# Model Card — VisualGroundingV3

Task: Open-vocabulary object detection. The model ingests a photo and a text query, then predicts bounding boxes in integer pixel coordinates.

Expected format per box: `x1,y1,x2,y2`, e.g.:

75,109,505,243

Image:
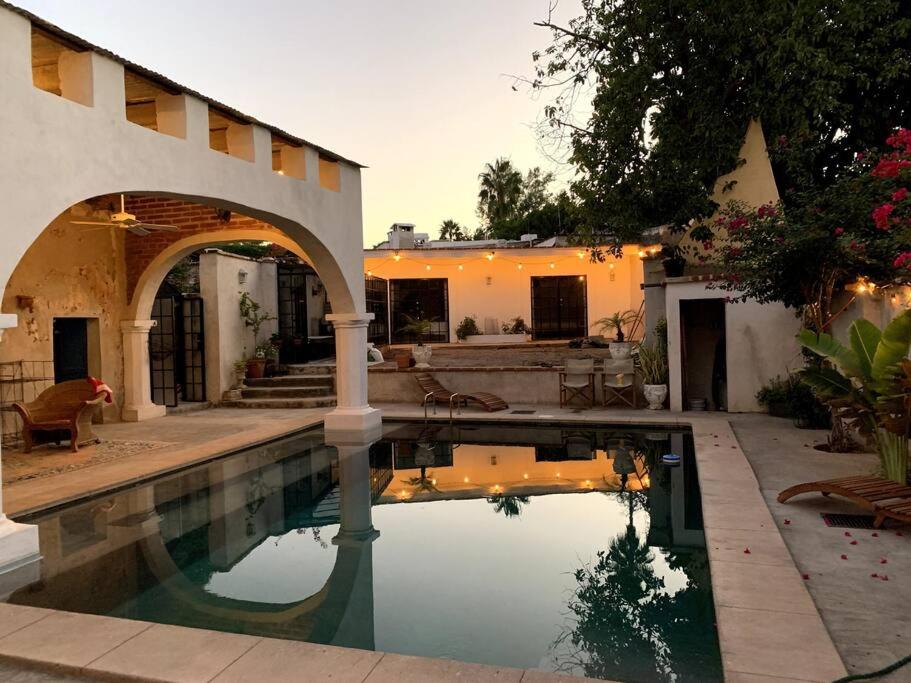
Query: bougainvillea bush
711,129,911,332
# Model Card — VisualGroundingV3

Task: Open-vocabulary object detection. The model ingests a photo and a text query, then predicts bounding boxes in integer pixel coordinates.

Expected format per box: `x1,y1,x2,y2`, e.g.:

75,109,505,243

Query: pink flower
855,151,866,161
892,187,909,202
873,203,895,230
886,128,911,152
834,227,844,235
872,158,911,178
727,216,748,232
757,204,777,218
892,252,911,269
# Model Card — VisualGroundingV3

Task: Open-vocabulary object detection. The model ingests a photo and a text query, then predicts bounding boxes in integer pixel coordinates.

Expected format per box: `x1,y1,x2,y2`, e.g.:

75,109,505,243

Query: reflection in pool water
9,422,722,682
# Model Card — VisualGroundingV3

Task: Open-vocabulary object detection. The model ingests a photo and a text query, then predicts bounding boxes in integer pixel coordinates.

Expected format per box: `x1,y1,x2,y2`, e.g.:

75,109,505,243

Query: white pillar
327,441,379,650
0,313,41,594
121,320,167,422
324,314,381,433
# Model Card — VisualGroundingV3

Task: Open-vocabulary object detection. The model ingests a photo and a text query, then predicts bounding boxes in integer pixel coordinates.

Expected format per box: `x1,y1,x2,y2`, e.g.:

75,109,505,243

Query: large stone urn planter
643,383,668,410
609,341,631,359
412,344,432,368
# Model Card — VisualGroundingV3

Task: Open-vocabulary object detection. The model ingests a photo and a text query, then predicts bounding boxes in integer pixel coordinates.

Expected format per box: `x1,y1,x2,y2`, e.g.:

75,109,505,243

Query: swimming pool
9,421,722,682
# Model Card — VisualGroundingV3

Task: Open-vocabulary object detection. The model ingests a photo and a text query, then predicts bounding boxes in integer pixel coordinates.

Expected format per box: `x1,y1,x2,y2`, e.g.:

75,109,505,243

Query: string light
367,270,372,276
458,264,464,271
486,252,495,261
393,251,401,262
578,275,584,281
517,263,523,270
608,263,615,270
426,264,431,271
577,251,585,259
549,262,556,269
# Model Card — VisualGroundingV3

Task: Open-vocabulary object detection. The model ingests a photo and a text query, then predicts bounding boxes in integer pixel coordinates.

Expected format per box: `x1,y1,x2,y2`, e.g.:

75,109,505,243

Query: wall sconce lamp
237,269,248,285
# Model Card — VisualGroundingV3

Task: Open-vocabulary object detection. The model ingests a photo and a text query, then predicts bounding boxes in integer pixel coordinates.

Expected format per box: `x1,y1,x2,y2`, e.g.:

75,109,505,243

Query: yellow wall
1,208,128,420
363,245,644,340
679,119,781,261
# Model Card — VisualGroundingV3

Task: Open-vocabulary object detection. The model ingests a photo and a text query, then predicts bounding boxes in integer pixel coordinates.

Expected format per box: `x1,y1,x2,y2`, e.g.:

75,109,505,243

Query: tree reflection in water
486,494,531,518
552,490,721,682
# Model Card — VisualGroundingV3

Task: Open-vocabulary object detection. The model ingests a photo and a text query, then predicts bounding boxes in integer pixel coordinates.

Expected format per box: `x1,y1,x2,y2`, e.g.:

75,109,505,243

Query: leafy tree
486,494,530,518
438,219,468,241
478,158,524,227
516,167,555,216
218,241,274,259
531,0,911,249
488,190,583,240
715,131,911,332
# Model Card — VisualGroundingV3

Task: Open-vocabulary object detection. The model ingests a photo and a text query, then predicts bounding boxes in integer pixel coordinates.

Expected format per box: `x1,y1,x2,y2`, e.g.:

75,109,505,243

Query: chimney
388,223,416,249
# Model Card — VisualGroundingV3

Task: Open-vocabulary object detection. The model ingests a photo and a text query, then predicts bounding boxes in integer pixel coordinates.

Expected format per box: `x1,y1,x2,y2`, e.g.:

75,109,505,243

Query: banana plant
797,311,911,483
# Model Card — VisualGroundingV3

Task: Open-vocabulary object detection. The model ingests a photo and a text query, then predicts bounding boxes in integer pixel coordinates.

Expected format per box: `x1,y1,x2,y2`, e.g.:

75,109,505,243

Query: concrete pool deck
2,403,899,681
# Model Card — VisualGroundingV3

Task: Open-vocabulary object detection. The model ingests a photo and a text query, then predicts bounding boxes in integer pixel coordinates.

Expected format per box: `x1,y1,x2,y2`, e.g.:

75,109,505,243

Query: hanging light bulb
367,270,373,276
393,251,401,262
608,263,615,270
458,264,464,271
577,251,585,259
517,263,523,270
426,264,432,271
549,262,556,269
486,252,495,261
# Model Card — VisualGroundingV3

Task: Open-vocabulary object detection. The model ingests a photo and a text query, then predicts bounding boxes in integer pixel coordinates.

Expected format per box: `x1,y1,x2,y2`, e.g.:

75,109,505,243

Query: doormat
821,513,877,529
2,439,172,485
510,410,536,415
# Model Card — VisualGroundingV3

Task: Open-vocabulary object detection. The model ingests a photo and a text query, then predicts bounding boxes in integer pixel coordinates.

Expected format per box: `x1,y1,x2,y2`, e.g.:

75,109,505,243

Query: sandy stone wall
0,209,128,420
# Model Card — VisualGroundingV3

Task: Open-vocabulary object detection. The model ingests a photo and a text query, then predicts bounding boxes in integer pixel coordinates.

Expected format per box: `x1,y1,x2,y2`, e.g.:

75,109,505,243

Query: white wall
199,250,278,401
665,280,802,412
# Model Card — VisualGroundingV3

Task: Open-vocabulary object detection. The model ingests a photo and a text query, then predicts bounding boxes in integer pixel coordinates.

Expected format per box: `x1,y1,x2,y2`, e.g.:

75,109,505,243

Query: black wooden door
181,294,206,402
390,278,449,343
531,276,588,340
150,295,179,407
52,318,88,383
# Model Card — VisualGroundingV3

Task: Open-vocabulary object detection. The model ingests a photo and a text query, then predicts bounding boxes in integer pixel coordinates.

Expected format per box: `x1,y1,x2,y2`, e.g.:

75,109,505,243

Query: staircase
221,365,336,409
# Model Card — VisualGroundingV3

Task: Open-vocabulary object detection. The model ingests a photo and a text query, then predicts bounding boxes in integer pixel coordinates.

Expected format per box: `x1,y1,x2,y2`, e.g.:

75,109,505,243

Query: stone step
221,395,337,410
244,376,333,388
286,364,336,376
240,386,332,399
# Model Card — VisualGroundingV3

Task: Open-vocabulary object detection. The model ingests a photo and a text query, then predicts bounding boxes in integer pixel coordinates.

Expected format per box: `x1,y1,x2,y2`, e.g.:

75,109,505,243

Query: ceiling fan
71,195,180,236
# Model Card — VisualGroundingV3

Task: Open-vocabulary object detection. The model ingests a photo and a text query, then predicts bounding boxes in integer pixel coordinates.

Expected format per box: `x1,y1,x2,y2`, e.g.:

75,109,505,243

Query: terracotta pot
246,358,267,379
395,351,411,369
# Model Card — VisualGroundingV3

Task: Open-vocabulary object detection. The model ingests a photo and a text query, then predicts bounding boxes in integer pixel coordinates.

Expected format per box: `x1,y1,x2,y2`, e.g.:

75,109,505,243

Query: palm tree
439,219,466,241
486,494,530,518
477,158,523,227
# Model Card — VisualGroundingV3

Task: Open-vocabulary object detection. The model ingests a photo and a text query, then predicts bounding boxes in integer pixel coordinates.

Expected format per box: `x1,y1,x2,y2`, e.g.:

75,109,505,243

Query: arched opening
0,191,374,437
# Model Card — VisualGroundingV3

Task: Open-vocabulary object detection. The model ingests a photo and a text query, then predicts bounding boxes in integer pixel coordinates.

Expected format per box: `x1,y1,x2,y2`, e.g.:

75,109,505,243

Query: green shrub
455,315,481,341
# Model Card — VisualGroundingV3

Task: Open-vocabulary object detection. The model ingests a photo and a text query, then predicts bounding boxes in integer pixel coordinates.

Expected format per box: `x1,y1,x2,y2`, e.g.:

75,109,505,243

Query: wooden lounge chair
12,378,108,453
778,475,911,528
414,373,508,414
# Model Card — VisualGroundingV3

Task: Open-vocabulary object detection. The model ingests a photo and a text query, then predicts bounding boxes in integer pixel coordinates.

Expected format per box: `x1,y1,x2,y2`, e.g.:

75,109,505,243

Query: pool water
10,421,722,682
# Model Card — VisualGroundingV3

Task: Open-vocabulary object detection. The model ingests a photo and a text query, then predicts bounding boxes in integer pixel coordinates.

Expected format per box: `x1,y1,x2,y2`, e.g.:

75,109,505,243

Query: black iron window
390,278,449,343
531,275,588,340
365,275,389,345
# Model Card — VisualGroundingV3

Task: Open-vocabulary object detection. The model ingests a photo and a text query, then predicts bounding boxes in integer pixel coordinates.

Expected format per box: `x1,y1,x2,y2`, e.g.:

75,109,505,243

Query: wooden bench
12,379,107,453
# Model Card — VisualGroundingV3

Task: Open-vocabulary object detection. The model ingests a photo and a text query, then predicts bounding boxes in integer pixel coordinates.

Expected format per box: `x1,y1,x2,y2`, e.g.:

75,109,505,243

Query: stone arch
127,226,317,321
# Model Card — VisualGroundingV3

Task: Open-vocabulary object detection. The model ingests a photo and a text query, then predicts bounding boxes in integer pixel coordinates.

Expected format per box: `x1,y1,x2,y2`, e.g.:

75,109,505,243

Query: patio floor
1,403,907,680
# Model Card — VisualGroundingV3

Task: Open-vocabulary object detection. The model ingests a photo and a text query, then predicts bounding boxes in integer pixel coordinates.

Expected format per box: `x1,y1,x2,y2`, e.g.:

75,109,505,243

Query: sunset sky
15,0,585,246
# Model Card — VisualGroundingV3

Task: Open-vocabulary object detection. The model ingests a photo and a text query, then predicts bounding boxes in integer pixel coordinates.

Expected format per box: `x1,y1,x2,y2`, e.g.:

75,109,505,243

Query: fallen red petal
881,575,889,581
871,573,879,578
850,540,858,545
880,558,888,564
844,532,852,537
840,554,848,560
872,532,879,537
743,548,751,554
802,573,810,580
784,519,791,525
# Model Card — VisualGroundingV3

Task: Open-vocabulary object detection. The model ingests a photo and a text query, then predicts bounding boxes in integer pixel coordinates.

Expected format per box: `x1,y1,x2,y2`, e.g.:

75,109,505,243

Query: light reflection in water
7,422,721,682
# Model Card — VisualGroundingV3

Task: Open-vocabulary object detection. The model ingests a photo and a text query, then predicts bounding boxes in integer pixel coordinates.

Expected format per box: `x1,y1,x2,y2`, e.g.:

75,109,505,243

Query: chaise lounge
778,475,911,528
13,378,109,453
414,373,509,414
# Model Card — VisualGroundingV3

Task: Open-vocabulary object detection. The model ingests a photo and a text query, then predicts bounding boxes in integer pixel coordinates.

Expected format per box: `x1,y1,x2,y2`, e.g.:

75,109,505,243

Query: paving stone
214,638,382,683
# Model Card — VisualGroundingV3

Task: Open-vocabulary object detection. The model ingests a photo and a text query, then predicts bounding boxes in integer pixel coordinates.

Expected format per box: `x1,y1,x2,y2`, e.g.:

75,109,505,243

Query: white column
324,313,381,433
121,320,167,422
327,440,379,650
0,313,41,593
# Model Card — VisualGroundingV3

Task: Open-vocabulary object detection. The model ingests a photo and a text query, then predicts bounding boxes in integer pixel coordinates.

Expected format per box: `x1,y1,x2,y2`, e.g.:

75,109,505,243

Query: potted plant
756,376,793,418
239,291,277,379
638,340,669,409
456,315,481,342
798,312,911,483
592,310,637,359
501,316,530,337
232,359,248,389
398,314,435,367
